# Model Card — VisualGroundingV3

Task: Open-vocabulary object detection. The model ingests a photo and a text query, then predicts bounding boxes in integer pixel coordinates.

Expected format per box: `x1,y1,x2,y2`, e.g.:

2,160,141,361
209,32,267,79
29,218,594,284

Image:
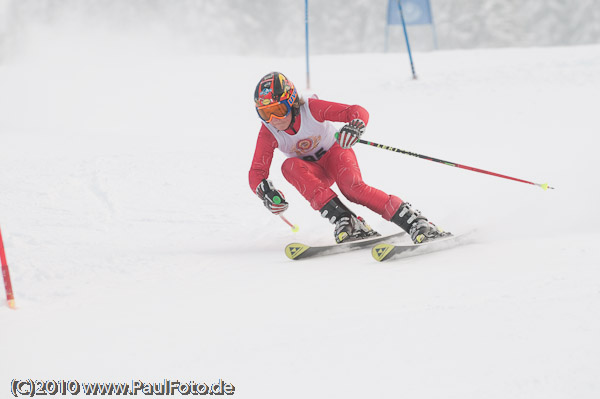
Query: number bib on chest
263,98,337,161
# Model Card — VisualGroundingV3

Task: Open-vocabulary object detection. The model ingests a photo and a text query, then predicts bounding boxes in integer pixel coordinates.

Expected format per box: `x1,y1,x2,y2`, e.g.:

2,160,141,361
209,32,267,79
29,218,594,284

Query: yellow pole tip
8,299,16,309
292,225,300,233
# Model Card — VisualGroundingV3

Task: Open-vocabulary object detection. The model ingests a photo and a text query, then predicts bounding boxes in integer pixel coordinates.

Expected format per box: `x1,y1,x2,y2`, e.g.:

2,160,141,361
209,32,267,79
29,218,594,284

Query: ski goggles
255,89,297,123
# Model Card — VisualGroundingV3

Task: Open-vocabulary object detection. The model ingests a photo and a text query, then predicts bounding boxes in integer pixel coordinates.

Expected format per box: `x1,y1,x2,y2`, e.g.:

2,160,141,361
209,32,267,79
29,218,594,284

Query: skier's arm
309,98,369,149
308,98,370,125
248,125,278,193
249,126,289,214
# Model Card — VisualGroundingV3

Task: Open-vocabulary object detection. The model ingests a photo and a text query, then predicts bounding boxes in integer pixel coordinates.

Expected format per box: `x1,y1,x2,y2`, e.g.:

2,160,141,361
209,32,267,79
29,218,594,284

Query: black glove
336,119,366,149
256,179,289,215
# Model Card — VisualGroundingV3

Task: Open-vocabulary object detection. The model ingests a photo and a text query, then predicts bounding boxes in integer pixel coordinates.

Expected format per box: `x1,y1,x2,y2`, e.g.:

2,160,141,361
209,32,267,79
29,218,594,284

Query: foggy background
1,1,599,398
1,0,599,60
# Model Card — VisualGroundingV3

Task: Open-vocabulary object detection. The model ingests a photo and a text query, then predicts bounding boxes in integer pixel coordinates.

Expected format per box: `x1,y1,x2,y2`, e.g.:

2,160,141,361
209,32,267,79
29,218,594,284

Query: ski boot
320,197,379,244
391,202,451,244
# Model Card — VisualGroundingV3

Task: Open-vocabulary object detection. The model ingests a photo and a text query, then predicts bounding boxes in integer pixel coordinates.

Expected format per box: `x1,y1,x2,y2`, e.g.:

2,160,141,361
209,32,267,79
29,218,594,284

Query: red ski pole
279,215,299,233
0,226,16,309
272,194,299,232
358,139,554,190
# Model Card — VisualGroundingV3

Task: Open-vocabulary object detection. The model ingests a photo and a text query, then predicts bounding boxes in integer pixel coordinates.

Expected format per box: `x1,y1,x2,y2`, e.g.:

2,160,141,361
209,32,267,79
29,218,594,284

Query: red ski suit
249,98,403,221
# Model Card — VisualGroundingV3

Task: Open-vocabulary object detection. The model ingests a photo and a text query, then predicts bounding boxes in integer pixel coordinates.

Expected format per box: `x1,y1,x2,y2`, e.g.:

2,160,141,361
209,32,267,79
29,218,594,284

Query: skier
250,72,449,244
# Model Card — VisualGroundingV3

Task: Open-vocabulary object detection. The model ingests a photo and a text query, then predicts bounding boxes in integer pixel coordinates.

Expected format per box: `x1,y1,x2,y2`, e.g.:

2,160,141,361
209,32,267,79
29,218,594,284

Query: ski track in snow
1,32,599,399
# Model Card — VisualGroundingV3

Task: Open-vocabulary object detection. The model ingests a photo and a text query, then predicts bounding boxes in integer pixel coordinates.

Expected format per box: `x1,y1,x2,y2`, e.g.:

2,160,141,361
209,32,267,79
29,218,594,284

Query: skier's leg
323,143,403,219
281,157,336,210
323,143,450,243
282,155,376,244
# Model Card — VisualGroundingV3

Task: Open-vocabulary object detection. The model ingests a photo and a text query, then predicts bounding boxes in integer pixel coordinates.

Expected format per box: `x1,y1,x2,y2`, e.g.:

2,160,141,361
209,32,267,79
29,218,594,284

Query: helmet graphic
254,72,297,123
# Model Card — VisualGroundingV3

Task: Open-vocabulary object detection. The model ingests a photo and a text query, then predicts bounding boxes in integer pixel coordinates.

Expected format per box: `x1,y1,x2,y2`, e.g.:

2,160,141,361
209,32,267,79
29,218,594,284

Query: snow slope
1,28,599,398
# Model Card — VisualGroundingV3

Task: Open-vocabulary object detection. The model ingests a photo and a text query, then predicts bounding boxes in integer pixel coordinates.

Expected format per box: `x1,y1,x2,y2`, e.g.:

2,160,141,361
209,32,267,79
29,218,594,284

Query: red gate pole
0,226,16,309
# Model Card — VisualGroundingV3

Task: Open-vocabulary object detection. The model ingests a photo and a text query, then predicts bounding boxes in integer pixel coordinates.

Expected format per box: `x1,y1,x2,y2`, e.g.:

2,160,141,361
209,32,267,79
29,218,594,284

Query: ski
371,233,471,262
285,232,406,260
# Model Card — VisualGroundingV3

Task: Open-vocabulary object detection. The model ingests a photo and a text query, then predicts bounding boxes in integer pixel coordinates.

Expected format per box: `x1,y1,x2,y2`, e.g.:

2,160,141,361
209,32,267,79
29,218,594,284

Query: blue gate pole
305,0,310,89
397,0,417,79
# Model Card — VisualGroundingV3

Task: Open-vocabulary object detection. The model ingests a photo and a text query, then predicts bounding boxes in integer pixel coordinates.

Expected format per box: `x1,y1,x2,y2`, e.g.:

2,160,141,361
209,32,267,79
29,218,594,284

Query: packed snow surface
1,30,599,398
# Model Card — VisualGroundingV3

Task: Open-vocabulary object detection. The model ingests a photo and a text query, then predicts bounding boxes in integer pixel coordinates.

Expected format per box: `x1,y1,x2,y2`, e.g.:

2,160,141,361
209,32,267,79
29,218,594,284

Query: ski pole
279,214,299,232
272,195,299,232
358,139,554,190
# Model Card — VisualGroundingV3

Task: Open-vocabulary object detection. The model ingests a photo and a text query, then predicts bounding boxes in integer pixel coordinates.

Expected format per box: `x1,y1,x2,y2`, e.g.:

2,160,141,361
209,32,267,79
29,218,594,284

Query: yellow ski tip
372,243,394,262
285,243,309,260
